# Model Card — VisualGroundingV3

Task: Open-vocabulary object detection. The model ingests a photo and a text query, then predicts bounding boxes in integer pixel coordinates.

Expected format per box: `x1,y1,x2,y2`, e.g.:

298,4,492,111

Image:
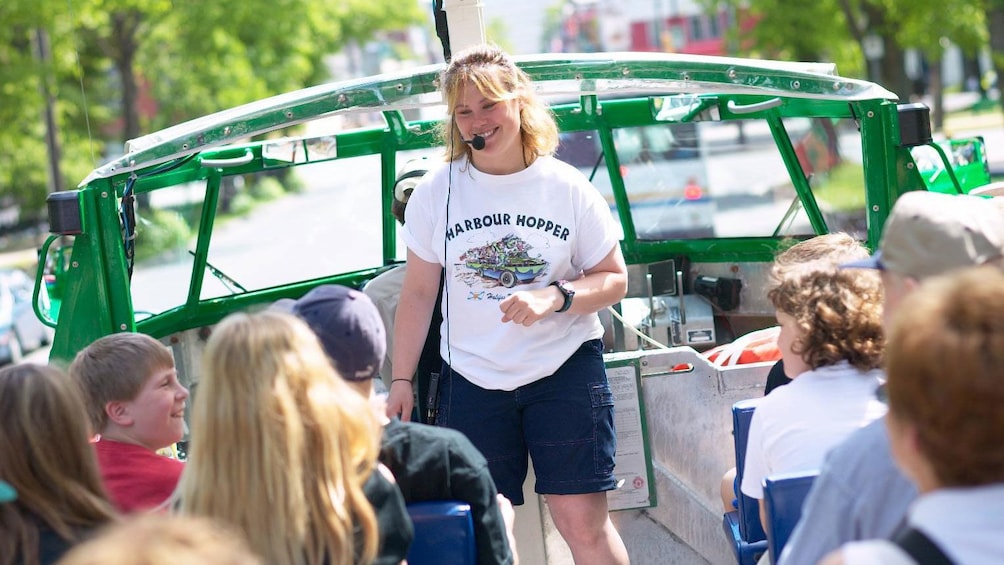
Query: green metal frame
36,52,977,364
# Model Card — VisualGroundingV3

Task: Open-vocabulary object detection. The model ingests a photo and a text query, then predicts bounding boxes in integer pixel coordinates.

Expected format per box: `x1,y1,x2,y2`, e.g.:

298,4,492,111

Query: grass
810,161,867,212
943,108,1004,136
941,95,1004,136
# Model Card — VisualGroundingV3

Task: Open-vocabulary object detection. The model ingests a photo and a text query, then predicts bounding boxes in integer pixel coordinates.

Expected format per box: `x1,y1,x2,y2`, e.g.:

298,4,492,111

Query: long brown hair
0,364,117,565
176,311,382,565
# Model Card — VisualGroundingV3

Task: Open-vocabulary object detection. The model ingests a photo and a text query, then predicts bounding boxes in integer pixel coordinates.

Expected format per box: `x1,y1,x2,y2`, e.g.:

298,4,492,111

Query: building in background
329,1,981,97
542,0,742,56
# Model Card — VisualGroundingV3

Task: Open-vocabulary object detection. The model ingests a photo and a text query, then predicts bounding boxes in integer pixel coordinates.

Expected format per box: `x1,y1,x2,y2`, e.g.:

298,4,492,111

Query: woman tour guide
385,44,630,565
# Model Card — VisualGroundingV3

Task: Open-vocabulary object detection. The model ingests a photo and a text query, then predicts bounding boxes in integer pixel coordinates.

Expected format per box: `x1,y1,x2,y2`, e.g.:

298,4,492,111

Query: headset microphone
464,134,486,150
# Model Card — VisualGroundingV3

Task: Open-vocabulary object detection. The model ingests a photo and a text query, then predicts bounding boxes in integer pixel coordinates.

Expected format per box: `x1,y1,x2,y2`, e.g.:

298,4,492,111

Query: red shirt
94,438,184,513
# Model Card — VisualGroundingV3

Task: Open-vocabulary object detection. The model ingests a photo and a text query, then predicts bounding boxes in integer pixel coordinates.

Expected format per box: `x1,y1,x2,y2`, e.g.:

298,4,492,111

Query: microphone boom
464,134,486,150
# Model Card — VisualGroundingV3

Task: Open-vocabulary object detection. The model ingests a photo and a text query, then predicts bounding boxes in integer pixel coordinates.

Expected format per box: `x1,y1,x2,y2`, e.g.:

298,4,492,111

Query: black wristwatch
550,279,575,313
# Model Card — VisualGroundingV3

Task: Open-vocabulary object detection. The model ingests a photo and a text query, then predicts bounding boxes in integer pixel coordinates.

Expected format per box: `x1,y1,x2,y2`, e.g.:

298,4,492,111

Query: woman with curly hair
740,236,887,530
0,364,118,565
175,311,411,565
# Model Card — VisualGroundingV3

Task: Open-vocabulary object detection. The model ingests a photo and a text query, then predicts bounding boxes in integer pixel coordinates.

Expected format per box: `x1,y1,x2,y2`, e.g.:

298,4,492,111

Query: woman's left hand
499,287,560,326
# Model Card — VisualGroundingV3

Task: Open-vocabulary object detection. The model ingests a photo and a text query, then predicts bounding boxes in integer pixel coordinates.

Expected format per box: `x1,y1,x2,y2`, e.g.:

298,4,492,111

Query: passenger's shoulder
394,420,470,444
749,385,792,415
391,421,486,460
820,418,894,481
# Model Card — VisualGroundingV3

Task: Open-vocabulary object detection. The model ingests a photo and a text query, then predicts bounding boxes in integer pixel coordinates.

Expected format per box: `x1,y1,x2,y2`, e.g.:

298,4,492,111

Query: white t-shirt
841,485,1004,565
741,361,887,499
839,541,915,565
402,155,619,390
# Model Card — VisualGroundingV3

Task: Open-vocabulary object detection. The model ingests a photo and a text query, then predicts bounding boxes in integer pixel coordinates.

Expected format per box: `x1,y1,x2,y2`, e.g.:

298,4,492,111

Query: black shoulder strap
893,526,955,565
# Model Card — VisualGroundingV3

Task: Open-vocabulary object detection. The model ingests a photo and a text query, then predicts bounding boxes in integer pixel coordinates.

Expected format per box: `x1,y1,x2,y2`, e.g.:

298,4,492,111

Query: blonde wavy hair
57,514,261,565
0,364,118,565
176,311,382,565
769,233,872,286
437,43,558,162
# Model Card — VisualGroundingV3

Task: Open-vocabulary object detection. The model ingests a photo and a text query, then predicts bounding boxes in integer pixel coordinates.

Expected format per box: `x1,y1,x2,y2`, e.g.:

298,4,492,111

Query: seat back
406,501,476,565
732,399,766,542
763,470,818,564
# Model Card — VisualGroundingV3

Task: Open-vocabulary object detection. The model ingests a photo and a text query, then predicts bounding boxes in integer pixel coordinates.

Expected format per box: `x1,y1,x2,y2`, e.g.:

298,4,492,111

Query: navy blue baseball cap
283,285,387,381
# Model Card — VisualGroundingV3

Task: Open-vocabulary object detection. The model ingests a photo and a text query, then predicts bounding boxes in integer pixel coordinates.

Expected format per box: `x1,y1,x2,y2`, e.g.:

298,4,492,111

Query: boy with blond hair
70,332,189,513
741,240,887,528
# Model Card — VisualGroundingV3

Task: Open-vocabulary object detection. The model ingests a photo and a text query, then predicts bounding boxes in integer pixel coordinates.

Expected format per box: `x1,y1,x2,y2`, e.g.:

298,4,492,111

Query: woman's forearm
561,245,628,315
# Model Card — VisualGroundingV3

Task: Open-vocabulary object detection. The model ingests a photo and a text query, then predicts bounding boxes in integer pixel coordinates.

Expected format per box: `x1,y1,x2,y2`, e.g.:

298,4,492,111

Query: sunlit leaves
0,0,425,217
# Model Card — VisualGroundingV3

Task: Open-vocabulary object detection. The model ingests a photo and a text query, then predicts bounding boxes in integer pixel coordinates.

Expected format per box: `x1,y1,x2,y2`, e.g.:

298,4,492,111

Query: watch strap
550,279,574,313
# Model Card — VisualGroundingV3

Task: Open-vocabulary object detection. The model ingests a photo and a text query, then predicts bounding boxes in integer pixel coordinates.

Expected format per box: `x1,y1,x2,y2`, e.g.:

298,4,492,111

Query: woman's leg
522,340,627,564
545,492,629,565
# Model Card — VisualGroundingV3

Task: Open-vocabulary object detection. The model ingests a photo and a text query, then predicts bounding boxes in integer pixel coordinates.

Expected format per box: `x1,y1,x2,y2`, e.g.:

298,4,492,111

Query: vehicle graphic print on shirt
459,234,549,289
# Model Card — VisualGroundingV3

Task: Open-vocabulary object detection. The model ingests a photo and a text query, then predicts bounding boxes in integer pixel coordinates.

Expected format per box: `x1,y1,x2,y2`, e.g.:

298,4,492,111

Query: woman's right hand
385,379,415,421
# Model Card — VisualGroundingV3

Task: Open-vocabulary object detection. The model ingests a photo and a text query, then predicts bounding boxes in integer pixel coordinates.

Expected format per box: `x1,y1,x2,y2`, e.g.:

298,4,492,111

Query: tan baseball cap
842,191,1004,279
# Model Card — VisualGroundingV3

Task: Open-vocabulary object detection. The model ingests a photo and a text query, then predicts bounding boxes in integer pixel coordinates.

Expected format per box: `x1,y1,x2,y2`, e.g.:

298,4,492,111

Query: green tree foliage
0,0,423,222
0,1,92,221
896,0,985,127
707,0,986,106
703,0,860,72
486,18,514,54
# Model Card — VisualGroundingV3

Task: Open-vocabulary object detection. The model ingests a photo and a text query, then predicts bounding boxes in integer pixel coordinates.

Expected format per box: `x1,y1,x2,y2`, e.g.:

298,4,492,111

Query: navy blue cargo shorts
436,338,618,505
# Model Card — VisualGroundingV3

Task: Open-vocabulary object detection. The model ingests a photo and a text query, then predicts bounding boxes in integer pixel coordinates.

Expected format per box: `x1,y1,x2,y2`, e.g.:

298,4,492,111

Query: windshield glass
556,116,868,240
199,154,385,301
128,155,387,317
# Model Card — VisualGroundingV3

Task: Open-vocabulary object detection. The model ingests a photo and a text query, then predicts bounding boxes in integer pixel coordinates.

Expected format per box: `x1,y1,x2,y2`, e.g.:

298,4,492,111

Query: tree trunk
878,41,912,101
848,1,912,99
109,11,147,208
986,2,1004,117
963,54,985,95
34,29,64,196
111,12,142,144
929,60,944,132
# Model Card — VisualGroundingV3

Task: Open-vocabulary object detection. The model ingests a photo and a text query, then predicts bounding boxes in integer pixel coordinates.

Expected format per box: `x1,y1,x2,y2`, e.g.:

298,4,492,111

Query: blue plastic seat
406,500,477,565
722,398,767,565
763,470,817,564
